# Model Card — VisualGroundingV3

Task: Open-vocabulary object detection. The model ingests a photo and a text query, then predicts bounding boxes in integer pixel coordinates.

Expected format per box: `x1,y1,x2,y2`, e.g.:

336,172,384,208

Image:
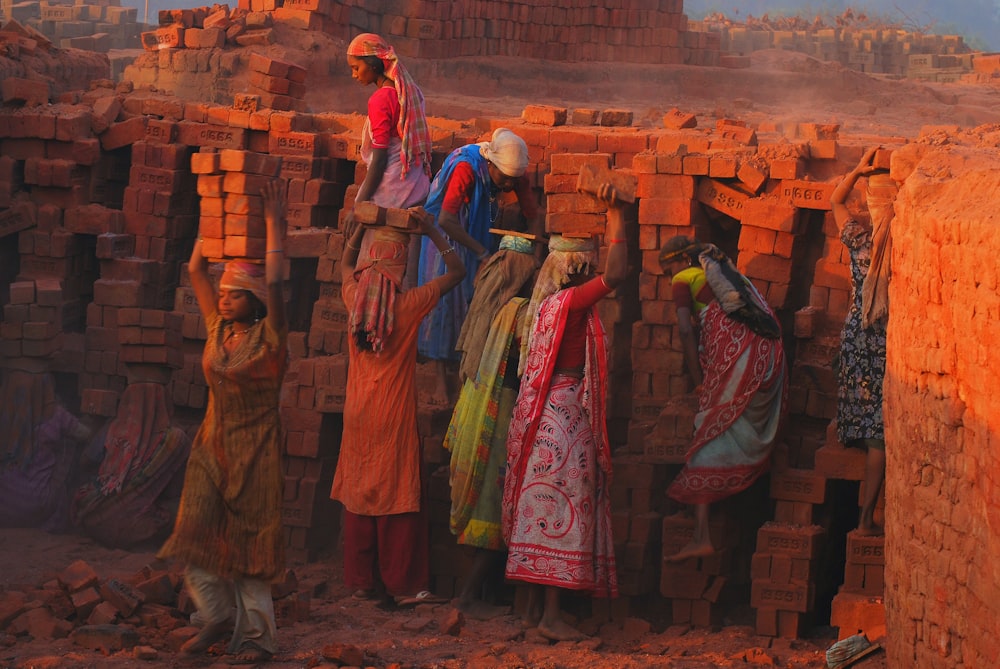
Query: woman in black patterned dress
831,147,890,536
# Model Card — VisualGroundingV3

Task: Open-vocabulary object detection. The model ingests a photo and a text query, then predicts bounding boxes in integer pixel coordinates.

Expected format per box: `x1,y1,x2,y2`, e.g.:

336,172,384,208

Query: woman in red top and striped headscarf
347,33,433,284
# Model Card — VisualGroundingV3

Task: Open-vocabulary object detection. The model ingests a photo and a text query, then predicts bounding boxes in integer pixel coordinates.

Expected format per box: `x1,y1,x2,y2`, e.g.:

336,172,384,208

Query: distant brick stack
335,0,697,64
693,22,974,78
8,0,140,51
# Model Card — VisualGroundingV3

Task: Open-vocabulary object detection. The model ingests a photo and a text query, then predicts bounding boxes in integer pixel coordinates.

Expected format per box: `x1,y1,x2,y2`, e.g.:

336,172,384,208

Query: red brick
176,121,247,149
521,104,567,126
548,127,599,153
663,108,697,129
1,77,50,106
750,579,815,613
268,130,319,156
829,592,885,640
776,179,834,211
695,178,749,219
59,559,100,592
756,523,826,559
101,116,148,151
141,25,183,50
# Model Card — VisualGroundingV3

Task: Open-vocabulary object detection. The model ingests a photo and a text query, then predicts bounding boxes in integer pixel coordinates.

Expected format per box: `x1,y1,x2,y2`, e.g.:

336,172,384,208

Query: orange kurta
159,311,287,581
330,277,439,516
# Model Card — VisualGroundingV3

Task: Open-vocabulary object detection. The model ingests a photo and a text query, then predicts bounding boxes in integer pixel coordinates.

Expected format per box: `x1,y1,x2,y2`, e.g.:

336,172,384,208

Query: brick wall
883,141,1000,668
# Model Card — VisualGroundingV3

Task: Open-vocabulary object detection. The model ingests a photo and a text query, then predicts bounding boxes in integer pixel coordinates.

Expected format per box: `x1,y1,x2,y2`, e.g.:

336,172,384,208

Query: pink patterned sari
501,289,618,597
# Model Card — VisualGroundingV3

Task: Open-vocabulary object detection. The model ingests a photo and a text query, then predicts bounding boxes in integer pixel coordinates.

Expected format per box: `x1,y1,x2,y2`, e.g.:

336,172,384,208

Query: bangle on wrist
346,242,360,251
607,238,626,244
439,246,455,256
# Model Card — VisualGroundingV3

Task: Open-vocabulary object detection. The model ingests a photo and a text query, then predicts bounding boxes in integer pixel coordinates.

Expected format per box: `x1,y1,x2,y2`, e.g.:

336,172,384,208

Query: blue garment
417,144,495,360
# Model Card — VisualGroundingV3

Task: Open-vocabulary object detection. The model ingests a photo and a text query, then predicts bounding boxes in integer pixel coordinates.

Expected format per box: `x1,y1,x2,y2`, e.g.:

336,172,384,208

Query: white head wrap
479,128,529,177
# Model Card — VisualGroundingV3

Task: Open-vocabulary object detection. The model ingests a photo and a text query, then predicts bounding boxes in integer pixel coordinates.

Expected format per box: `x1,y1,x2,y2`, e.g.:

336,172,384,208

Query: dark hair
245,291,268,321
357,54,385,77
659,235,702,266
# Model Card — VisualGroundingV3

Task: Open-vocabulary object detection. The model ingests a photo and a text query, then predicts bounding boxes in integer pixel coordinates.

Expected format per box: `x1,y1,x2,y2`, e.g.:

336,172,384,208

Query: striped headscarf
350,230,408,353
347,33,433,178
220,261,267,305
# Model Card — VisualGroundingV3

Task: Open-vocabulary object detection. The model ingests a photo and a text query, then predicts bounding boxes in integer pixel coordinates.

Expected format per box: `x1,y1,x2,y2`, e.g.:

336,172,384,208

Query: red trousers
342,509,429,597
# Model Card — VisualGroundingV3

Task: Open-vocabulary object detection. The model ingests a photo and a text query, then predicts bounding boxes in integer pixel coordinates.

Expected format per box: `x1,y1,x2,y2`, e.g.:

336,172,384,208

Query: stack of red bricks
191,147,282,259
814,423,887,640
750,522,828,637
609,456,668,599
660,512,738,627
0,103,102,385
13,0,139,52
240,52,309,113
141,3,280,52
338,0,693,64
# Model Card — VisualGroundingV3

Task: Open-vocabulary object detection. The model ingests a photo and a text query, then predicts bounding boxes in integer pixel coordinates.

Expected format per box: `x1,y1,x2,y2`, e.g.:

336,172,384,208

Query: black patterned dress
836,219,887,444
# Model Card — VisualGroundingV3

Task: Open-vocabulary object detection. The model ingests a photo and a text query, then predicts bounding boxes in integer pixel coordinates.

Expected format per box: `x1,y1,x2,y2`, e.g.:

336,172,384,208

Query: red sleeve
568,276,613,311
672,279,693,309
441,162,477,215
513,175,538,220
366,86,400,149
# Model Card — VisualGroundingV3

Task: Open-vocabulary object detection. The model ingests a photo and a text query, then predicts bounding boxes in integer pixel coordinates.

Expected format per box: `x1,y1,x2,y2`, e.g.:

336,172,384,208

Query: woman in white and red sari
659,236,787,562
502,185,629,641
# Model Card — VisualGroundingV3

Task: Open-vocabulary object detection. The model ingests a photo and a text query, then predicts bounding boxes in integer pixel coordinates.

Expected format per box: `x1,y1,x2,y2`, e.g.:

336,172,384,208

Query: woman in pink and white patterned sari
502,184,629,641
660,236,787,563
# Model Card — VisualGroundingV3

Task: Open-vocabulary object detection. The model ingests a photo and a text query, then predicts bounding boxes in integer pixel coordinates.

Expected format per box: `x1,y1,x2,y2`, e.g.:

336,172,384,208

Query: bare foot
228,641,272,665
180,621,228,654
665,540,715,563
856,523,884,537
537,618,586,642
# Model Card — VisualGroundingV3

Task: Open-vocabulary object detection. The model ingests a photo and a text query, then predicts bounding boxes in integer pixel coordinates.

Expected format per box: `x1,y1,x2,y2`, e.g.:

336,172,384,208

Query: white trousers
185,565,277,654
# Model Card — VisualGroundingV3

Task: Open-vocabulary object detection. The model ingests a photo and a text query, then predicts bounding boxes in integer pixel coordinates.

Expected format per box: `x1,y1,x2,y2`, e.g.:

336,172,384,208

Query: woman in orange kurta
330,209,464,605
159,181,287,664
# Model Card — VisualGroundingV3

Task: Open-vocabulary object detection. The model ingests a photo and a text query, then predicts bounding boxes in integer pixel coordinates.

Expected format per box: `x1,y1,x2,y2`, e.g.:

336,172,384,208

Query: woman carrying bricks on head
159,181,287,665
659,236,787,563
831,146,890,537
444,234,537,618
501,184,628,642
331,206,465,607
346,32,433,287
416,128,542,401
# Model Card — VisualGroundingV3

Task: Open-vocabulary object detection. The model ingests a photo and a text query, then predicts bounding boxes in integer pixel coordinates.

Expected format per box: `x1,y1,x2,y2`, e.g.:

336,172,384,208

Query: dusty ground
0,527,889,669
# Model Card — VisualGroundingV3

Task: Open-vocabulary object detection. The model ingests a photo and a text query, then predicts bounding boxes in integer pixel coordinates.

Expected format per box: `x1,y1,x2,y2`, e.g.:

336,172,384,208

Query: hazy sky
685,0,1000,50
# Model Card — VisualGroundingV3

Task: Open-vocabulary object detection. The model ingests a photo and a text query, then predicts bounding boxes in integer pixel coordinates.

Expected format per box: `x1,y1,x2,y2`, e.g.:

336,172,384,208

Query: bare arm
598,183,629,290
355,147,388,204
416,208,466,295
188,230,217,324
262,181,286,333
676,305,703,389
438,209,488,259
831,146,880,228
340,208,366,282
